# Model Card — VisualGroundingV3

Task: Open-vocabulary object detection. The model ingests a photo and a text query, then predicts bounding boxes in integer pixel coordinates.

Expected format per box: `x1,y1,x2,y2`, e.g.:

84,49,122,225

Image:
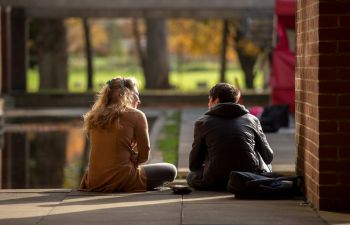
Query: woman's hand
130,151,138,167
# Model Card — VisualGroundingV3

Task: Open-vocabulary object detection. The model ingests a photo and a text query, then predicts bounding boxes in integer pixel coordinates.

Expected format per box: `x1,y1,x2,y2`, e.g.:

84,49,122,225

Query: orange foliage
66,18,109,55
168,19,237,60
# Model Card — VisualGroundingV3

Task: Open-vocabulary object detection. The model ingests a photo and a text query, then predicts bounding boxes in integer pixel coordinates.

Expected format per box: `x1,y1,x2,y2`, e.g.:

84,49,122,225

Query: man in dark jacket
187,83,274,190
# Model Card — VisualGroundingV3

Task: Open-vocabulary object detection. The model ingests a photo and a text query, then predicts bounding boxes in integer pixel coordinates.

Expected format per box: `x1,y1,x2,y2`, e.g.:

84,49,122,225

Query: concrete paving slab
183,191,235,204
0,192,67,225
39,192,182,225
265,131,296,166
69,188,175,196
319,211,350,225
143,108,175,164
0,189,348,225
68,189,145,196
178,108,207,169
182,199,326,225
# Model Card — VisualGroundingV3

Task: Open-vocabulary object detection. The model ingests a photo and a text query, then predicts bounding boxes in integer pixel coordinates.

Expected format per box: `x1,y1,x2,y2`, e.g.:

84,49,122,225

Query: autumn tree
169,19,265,89
168,19,237,82
30,19,68,91
168,19,236,63
220,20,230,83
67,19,110,90
132,19,170,89
230,16,272,89
132,19,147,79
144,19,171,89
82,18,94,91
233,27,260,89
66,19,109,56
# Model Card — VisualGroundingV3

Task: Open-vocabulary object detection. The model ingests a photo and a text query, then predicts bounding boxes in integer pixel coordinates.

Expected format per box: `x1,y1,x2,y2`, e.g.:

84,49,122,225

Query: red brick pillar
296,0,350,210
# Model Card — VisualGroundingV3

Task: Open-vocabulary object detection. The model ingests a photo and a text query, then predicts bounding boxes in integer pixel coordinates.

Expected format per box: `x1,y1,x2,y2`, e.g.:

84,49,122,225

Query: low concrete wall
0,98,3,188
5,91,271,108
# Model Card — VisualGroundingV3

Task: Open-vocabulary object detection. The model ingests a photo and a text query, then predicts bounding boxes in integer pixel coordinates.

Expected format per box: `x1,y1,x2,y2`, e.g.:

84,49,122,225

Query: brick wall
296,0,350,210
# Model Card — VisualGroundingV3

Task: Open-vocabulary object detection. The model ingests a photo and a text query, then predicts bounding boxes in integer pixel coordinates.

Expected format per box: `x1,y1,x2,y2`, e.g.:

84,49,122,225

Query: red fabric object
270,0,296,112
271,50,295,112
249,106,264,118
275,20,290,51
272,89,295,112
276,0,296,16
271,50,295,88
275,0,296,51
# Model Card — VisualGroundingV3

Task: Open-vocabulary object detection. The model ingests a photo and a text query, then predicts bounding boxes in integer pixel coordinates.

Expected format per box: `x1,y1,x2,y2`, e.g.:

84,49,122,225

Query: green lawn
27,57,264,92
27,68,264,93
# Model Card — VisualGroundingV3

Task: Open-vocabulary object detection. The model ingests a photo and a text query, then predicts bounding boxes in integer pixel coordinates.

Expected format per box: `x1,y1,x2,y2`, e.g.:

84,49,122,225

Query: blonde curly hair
83,77,138,132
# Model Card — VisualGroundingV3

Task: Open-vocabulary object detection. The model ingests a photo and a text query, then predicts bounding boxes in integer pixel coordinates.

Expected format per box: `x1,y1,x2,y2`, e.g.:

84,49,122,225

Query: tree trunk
219,20,229,83
145,19,170,89
32,19,68,91
132,19,147,77
233,27,258,89
83,18,94,91
236,48,257,89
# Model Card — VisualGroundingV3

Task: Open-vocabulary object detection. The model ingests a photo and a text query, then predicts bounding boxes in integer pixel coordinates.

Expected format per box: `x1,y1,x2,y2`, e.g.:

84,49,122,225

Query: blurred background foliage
28,18,267,92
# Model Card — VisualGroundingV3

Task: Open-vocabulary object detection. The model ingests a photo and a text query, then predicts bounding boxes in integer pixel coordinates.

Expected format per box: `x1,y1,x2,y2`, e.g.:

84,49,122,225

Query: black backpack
227,171,303,199
260,104,289,133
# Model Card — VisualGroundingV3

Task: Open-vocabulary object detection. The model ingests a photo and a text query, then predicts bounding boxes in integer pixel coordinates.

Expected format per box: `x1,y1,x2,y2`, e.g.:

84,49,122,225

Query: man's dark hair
209,83,241,103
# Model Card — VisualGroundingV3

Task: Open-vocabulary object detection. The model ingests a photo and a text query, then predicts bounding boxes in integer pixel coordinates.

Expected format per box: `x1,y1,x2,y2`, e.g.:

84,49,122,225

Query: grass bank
157,111,181,166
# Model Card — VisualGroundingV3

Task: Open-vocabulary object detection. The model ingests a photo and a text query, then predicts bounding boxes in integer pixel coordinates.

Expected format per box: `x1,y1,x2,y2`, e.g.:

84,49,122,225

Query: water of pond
1,117,156,189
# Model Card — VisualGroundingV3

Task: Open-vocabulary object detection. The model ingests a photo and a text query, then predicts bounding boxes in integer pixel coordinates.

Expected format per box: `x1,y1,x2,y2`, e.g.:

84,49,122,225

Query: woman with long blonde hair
80,77,176,192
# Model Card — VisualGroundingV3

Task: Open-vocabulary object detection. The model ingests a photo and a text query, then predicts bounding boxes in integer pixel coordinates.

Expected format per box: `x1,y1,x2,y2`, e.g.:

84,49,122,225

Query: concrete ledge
4,91,270,109
0,189,72,193
272,164,296,176
177,164,296,179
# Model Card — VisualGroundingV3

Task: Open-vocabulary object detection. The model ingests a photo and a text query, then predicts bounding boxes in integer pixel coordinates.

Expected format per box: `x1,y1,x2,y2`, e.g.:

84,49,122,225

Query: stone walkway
1,107,350,224
178,108,207,170
1,189,349,225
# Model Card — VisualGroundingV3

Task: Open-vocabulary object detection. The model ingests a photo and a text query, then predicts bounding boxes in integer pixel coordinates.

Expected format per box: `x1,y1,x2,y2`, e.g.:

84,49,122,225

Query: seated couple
80,77,273,192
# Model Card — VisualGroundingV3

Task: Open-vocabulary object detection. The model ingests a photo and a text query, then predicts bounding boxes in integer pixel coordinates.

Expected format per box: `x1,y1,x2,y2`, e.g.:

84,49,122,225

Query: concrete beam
24,8,273,19
0,0,274,9
0,0,274,18
8,91,271,108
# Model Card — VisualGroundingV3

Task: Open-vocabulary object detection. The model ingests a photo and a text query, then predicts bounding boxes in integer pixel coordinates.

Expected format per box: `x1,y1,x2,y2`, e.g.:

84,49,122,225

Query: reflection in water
2,117,155,189
2,122,84,189
28,131,68,188
65,128,86,188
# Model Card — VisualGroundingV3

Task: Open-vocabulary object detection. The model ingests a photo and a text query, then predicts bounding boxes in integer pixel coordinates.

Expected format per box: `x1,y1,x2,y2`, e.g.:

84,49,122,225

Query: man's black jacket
189,103,274,189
